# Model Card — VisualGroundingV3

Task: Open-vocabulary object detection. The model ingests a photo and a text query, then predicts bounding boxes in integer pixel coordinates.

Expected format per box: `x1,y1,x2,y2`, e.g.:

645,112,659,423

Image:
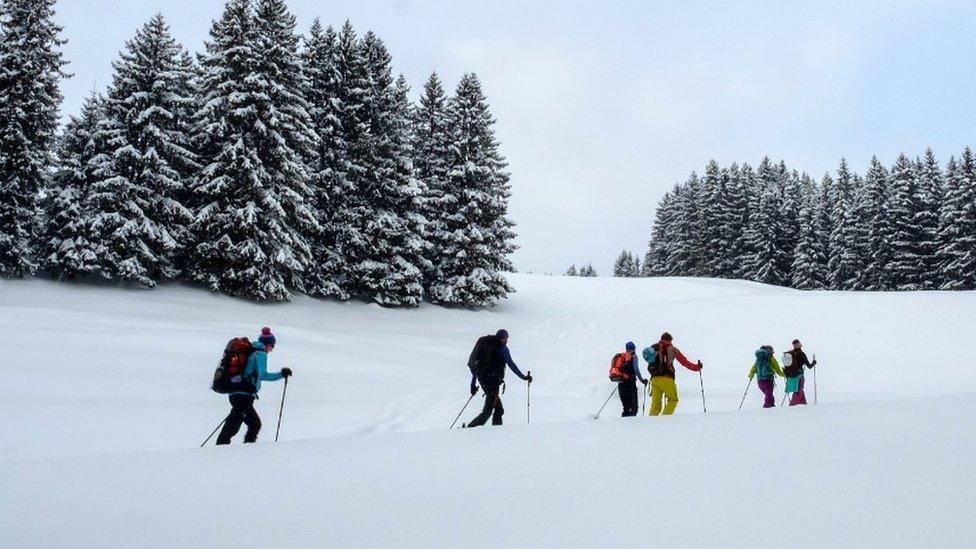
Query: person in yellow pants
645,332,703,416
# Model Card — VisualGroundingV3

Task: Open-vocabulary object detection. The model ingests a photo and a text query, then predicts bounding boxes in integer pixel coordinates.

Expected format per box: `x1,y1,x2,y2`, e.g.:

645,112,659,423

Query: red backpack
211,337,257,394
608,352,633,382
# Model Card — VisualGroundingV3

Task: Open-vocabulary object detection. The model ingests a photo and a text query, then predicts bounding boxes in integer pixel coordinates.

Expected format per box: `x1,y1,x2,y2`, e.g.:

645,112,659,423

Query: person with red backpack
646,332,702,416
610,342,646,417
465,329,532,427
215,327,292,445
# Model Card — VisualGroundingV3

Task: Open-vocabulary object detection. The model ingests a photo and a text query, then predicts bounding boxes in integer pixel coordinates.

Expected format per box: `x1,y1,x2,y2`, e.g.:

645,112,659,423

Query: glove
697,360,703,370
811,359,817,368
748,373,754,380
470,383,478,396
281,367,293,378
642,379,648,386
526,374,533,384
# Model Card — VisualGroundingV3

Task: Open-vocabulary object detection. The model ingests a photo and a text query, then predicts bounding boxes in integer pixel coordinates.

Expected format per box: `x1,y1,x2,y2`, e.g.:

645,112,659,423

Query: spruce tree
0,0,68,277
732,163,758,280
643,188,677,276
84,14,197,286
579,263,597,277
886,154,924,290
39,92,104,279
341,32,426,307
916,149,944,289
565,264,578,276
412,72,452,288
791,175,827,289
854,157,893,291
939,149,976,289
301,19,346,299
190,0,318,301
743,158,786,286
429,73,516,307
613,250,639,277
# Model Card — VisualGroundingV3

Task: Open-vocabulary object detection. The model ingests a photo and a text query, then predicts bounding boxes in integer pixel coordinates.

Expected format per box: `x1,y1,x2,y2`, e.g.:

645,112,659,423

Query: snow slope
2,274,975,547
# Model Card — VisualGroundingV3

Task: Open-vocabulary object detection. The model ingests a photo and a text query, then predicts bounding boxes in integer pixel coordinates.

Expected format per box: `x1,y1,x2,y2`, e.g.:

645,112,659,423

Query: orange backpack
608,352,633,382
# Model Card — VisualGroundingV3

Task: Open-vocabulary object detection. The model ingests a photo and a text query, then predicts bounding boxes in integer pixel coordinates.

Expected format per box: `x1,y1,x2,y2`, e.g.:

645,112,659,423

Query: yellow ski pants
649,376,679,416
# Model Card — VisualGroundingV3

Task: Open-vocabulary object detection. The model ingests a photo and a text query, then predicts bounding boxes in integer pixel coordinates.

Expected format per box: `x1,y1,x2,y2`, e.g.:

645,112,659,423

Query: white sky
54,0,976,274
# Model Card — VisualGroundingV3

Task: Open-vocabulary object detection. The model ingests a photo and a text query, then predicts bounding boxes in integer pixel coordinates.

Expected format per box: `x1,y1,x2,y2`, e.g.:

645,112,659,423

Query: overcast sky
54,0,976,274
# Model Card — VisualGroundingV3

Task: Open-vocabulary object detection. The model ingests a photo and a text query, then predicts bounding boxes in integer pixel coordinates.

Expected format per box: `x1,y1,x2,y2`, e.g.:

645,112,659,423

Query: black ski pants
618,379,639,417
468,378,504,427
216,394,262,444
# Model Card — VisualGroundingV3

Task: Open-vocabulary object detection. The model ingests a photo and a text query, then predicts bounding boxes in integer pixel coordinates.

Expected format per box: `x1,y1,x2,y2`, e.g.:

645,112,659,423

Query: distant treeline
641,149,976,291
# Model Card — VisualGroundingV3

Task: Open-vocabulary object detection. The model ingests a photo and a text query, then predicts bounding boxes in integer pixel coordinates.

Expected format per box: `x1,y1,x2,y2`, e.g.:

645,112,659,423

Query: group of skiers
208,326,816,445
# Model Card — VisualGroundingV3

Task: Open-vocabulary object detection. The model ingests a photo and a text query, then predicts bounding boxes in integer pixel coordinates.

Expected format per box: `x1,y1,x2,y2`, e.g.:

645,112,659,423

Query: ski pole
450,389,478,429
738,378,753,411
642,382,647,415
200,418,226,447
594,386,617,419
813,354,818,404
526,371,531,425
275,377,289,442
698,370,707,413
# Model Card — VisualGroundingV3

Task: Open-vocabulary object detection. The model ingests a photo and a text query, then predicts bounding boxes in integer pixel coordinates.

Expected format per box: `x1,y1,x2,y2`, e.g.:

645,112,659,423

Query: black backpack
647,343,670,377
468,335,503,380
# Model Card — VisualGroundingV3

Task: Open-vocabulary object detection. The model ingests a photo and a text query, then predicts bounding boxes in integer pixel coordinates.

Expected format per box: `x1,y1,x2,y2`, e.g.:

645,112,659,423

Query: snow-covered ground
2,274,975,547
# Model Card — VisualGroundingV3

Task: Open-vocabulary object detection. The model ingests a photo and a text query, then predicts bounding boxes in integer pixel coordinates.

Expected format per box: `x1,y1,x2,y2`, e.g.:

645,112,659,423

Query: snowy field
2,274,975,547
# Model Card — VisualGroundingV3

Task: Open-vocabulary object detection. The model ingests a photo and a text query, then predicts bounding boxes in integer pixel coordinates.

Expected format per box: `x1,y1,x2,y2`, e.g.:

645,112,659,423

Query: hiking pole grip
275,376,289,442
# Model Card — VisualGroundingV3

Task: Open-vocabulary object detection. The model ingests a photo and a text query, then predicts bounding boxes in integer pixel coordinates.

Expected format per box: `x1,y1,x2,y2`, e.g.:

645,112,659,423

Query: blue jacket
232,341,283,397
629,354,647,384
471,345,528,384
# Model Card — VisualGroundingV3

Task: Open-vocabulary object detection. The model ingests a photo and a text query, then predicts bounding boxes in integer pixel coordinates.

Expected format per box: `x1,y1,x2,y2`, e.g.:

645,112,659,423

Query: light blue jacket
232,341,283,397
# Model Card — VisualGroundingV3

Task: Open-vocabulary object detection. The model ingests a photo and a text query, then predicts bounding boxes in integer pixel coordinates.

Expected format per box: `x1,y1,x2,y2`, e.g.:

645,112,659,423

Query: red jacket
649,341,700,378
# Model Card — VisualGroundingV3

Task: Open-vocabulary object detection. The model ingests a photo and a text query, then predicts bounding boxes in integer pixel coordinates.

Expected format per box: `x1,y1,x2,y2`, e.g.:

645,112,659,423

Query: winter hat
258,327,277,347
496,329,509,341
625,341,636,352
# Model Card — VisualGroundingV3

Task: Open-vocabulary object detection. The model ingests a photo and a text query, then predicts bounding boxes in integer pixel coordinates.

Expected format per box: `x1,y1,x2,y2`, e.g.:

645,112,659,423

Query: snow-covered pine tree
428,72,517,307
853,157,893,290
699,160,726,277
565,264,578,276
613,250,639,277
632,252,641,276
579,263,597,277
775,165,802,281
83,14,198,286
743,158,787,286
791,174,827,289
816,172,834,277
0,0,68,277
189,0,318,301
886,153,925,290
411,72,453,289
643,187,678,276
39,92,104,279
732,163,758,280
827,159,860,289
338,32,426,307
915,149,944,289
300,19,346,299
669,173,705,277
938,149,976,290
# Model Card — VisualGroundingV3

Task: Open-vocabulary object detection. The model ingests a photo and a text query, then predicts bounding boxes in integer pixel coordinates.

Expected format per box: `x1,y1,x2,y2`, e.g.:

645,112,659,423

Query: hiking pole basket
275,376,289,442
